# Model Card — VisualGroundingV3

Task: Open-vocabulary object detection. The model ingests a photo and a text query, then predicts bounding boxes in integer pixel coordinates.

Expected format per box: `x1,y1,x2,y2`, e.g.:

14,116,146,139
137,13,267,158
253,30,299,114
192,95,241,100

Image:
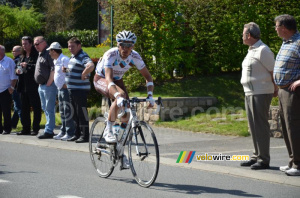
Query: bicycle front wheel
128,121,159,187
89,117,114,178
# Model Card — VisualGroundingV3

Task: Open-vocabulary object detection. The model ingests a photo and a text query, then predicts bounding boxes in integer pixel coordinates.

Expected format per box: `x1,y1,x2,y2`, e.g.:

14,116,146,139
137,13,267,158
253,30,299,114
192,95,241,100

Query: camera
16,65,23,74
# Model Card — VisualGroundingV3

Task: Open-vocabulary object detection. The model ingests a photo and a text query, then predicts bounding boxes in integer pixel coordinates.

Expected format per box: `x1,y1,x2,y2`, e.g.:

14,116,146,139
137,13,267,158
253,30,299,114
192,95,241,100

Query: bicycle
89,96,163,187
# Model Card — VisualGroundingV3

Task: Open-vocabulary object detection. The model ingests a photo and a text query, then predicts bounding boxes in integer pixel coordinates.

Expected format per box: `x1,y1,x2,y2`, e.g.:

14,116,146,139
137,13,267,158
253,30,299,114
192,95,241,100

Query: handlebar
117,97,163,118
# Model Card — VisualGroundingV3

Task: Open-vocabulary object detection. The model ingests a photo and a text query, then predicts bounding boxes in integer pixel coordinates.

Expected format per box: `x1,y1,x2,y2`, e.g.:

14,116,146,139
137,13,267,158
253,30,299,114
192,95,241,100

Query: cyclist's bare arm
139,67,154,107
139,67,154,95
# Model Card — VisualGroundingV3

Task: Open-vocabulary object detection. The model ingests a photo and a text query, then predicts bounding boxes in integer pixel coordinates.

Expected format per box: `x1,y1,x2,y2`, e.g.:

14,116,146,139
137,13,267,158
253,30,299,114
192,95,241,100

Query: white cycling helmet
116,30,137,44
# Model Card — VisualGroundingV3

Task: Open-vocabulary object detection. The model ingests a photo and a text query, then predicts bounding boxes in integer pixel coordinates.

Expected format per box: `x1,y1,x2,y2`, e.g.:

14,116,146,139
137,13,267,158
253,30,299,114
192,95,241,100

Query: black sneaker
240,159,257,167
37,132,54,139
251,162,270,170
17,131,30,135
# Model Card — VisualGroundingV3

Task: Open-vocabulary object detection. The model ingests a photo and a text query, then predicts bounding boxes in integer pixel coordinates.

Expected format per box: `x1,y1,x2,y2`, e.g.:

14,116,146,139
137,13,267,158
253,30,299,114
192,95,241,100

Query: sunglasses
119,43,134,48
34,41,44,46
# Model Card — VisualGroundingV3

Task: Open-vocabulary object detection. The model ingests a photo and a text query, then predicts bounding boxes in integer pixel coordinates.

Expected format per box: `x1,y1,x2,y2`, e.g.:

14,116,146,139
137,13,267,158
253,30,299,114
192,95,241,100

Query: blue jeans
11,90,22,128
38,83,57,134
58,88,75,137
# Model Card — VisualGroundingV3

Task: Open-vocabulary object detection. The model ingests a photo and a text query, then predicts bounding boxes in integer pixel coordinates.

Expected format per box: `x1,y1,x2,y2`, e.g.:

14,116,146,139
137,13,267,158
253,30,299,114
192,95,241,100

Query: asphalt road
1,140,299,198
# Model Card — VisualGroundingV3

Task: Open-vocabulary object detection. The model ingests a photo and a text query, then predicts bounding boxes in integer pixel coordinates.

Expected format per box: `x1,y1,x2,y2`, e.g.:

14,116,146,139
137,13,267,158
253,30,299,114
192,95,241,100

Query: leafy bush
0,4,44,50
47,29,98,47
100,0,300,84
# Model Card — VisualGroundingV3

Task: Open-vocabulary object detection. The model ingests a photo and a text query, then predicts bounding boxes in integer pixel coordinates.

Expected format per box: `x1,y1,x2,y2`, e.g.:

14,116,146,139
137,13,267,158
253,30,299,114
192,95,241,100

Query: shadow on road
106,176,262,197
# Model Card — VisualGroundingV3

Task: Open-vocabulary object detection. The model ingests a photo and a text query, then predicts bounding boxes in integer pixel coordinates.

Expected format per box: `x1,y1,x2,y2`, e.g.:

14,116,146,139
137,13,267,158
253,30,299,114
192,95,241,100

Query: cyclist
94,30,154,144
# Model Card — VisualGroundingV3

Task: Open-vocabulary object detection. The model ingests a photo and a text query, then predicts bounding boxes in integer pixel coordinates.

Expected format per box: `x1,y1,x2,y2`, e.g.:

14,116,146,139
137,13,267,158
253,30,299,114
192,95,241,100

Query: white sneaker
103,128,117,143
121,155,130,169
279,165,291,172
53,132,65,140
61,134,72,141
285,168,300,176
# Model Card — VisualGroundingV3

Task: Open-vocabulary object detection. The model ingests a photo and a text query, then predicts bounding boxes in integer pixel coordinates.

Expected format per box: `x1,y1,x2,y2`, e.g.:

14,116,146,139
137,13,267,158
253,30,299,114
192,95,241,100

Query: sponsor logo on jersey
119,60,126,68
129,60,136,67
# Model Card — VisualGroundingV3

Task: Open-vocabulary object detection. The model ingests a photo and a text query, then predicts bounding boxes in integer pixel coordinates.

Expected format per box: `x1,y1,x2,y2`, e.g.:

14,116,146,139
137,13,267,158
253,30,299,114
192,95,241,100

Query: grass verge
131,73,255,137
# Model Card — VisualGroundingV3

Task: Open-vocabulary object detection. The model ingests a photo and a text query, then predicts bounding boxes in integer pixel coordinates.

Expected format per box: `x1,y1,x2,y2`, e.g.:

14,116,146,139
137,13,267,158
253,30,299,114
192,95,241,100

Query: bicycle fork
133,126,149,161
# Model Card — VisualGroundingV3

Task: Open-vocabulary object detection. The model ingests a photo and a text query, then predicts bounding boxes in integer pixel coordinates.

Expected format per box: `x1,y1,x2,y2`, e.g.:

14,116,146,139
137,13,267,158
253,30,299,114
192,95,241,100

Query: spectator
273,14,300,176
34,36,57,139
66,37,95,143
0,45,18,135
16,36,41,136
240,22,276,170
48,42,75,141
11,45,22,129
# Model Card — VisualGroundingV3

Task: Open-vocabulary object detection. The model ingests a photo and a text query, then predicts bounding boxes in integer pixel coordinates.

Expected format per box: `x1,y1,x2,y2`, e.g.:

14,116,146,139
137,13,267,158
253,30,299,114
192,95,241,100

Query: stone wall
269,106,282,138
101,97,282,137
101,97,218,123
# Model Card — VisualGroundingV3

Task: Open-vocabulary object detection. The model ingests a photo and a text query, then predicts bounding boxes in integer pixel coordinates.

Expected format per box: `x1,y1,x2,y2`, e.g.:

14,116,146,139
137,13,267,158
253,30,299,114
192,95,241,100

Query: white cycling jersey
95,47,146,80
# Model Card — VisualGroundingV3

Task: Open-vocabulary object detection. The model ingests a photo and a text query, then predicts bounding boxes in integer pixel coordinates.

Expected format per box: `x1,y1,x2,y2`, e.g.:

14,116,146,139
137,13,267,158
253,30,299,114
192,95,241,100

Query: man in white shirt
48,42,75,141
0,45,18,134
240,22,277,170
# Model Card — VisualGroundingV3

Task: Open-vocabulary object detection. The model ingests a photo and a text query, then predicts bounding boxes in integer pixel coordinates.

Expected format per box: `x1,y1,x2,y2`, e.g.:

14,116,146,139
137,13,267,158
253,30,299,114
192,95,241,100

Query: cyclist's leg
94,75,127,142
93,74,110,98
114,79,130,124
112,79,130,168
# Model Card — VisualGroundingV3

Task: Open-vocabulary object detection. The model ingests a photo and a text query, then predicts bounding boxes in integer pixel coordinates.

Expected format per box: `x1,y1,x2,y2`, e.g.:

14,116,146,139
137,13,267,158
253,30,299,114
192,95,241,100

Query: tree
99,0,300,83
0,4,43,44
44,0,83,32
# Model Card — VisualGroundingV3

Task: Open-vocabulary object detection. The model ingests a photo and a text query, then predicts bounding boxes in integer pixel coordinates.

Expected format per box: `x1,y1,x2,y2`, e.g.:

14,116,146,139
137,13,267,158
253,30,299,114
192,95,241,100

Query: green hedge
100,0,300,91
47,29,98,48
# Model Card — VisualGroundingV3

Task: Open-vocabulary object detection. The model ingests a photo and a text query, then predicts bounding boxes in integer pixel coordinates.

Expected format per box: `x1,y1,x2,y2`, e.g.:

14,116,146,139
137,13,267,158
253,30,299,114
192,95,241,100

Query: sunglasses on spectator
119,43,134,48
34,41,45,46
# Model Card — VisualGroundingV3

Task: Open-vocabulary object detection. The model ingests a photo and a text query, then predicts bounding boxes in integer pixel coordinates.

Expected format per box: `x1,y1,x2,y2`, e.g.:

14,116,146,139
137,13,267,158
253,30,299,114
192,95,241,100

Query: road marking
0,179,10,183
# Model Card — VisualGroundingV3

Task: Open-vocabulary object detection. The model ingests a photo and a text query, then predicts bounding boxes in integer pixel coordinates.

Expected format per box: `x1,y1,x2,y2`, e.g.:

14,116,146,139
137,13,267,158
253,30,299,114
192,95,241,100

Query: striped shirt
66,49,93,90
274,32,300,86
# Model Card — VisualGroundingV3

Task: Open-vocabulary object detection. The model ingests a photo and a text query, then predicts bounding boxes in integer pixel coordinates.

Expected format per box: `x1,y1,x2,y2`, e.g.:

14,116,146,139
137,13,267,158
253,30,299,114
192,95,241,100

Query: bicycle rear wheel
128,121,159,187
89,117,114,178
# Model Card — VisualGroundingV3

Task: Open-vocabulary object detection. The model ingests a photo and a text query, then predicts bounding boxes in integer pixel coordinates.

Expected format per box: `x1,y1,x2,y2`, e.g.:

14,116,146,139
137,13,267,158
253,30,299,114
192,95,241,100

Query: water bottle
112,123,120,136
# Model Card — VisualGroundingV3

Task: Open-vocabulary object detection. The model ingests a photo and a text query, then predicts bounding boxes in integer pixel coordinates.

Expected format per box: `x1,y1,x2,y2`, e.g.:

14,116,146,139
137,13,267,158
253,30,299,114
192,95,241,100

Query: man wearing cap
34,36,57,139
48,42,75,141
